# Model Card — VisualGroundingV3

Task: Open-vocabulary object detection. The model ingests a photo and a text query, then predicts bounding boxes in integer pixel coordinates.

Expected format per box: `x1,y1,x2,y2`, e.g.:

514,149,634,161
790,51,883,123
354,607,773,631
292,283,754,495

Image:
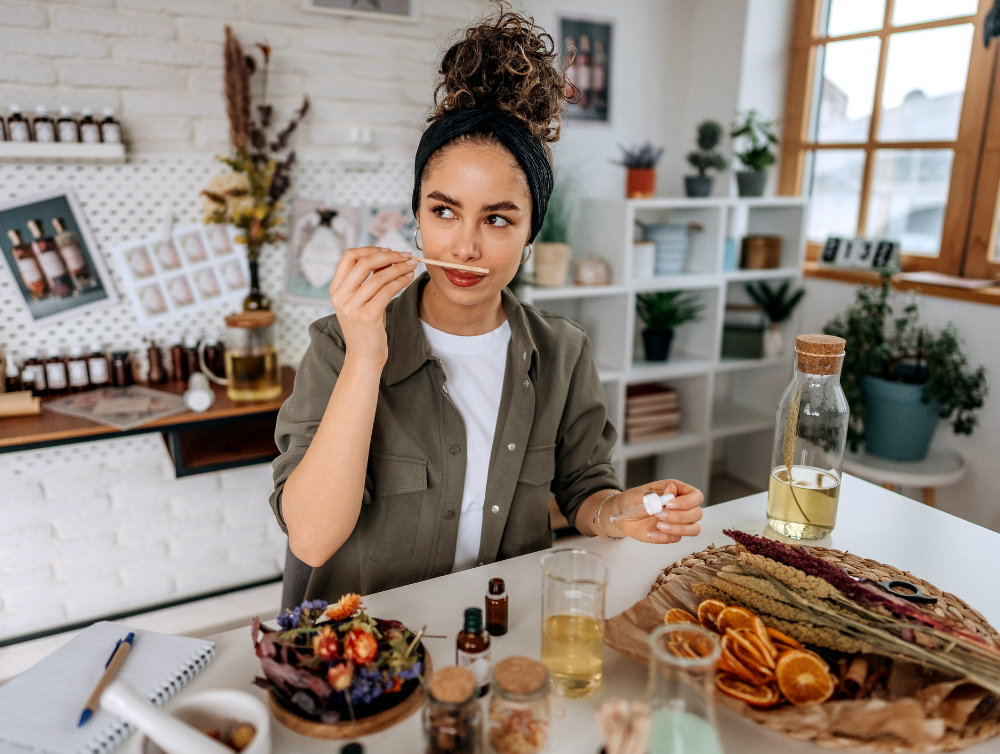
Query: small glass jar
767,334,849,539
423,666,482,754
222,311,281,402
488,657,550,754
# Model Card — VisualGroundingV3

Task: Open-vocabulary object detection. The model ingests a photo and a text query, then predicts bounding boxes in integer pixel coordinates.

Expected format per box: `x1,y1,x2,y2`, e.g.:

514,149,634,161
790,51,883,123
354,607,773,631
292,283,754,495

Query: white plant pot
763,323,784,358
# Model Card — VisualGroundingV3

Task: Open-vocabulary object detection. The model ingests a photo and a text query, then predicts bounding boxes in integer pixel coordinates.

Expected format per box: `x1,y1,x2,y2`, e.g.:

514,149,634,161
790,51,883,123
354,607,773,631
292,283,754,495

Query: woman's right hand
329,246,417,367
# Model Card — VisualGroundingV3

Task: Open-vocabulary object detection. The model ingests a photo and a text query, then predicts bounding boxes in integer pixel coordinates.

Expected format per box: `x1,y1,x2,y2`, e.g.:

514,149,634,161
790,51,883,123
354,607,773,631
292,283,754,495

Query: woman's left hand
609,479,704,544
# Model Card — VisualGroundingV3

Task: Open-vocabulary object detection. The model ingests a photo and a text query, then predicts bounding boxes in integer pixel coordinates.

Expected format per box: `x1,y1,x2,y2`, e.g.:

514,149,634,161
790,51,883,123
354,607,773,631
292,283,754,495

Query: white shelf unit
520,197,808,501
0,141,127,164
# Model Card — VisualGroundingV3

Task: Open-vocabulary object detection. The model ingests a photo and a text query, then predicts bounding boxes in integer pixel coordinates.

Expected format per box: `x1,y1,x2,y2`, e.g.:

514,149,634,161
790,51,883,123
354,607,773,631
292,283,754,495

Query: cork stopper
225,310,276,329
795,334,846,375
429,666,477,704
492,656,549,695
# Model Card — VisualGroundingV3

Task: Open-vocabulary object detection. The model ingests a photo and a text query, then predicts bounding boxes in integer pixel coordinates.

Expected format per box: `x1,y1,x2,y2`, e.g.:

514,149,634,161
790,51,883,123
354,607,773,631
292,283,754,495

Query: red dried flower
343,628,379,665
327,661,354,692
312,626,339,662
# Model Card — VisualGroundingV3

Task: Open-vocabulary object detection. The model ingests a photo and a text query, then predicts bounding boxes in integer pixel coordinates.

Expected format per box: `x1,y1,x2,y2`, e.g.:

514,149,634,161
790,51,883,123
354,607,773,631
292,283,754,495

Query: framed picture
303,0,420,22
284,199,362,305
0,187,118,322
560,15,613,124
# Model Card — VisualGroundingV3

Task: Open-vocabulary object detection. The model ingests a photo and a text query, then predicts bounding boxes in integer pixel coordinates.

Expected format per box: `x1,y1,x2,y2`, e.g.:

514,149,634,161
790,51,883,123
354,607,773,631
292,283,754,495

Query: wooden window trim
783,0,1000,292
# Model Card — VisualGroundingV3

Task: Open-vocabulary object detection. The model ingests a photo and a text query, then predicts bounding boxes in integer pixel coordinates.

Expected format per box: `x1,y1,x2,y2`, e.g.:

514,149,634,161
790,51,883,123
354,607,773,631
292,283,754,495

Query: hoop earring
520,243,533,265
412,226,423,252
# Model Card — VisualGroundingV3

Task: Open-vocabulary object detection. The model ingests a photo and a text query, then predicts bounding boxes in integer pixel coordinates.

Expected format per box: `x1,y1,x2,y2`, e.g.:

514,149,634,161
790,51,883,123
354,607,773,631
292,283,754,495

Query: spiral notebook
0,621,215,754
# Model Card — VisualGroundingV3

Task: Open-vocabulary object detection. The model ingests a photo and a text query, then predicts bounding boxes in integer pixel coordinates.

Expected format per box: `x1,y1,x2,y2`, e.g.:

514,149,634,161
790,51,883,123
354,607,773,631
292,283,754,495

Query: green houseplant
636,291,703,361
533,177,575,288
616,141,664,198
745,280,805,357
730,109,778,198
685,121,727,197
823,277,987,461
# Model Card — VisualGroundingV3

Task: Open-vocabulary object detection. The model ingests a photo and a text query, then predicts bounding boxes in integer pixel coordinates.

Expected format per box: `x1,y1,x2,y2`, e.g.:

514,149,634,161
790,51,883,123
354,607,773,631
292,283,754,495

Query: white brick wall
0,0,482,154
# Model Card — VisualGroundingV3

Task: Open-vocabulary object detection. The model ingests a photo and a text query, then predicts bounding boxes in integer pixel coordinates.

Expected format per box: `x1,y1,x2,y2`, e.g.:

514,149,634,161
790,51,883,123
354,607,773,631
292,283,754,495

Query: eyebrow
426,191,522,214
427,190,462,208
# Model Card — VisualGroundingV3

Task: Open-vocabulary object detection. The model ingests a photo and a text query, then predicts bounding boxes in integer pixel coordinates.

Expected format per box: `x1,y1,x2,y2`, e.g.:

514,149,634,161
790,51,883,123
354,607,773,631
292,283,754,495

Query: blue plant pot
861,375,941,461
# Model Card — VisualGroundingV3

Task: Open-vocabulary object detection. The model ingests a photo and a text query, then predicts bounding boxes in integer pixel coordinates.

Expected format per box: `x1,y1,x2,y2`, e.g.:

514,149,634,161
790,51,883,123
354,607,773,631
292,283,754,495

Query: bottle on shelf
87,344,111,388
43,347,69,396
51,218,94,290
25,351,49,395
67,346,91,392
100,108,122,144
0,113,7,141
182,334,200,379
202,331,225,379
170,341,187,381
79,108,101,144
27,219,74,298
7,105,31,142
147,341,165,384
33,106,56,143
7,229,49,300
57,106,80,143
5,356,22,393
111,351,133,387
456,606,492,698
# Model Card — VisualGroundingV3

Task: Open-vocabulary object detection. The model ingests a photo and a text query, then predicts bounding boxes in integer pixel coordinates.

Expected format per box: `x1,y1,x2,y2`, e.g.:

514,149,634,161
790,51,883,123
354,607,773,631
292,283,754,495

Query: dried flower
326,593,362,622
738,552,840,601
312,625,340,662
343,628,379,665
327,661,354,692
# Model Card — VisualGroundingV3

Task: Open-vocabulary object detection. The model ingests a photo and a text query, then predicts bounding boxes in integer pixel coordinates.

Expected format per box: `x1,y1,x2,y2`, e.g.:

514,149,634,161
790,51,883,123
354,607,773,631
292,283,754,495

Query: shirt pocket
364,452,428,562
508,444,557,547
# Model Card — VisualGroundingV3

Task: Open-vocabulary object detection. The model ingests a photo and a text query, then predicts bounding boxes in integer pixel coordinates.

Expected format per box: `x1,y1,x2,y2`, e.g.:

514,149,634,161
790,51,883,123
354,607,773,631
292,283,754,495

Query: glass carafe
645,624,723,754
767,334,849,539
201,311,281,402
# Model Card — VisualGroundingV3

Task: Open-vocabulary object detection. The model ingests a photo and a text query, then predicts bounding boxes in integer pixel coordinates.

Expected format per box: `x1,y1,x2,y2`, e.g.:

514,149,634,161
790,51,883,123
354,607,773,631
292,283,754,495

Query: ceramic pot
736,170,768,197
763,322,784,357
684,175,714,198
533,242,572,288
626,168,656,198
861,374,941,461
740,235,782,269
642,329,675,362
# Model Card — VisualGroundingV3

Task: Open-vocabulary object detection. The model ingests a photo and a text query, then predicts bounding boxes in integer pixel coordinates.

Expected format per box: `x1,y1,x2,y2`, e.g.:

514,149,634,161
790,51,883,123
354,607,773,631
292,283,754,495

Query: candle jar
767,334,849,540
423,666,482,754
221,311,281,402
488,657,550,754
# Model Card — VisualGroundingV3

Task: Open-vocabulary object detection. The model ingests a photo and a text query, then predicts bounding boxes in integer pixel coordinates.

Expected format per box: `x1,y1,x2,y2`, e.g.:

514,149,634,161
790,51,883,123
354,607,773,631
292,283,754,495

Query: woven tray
639,544,1000,752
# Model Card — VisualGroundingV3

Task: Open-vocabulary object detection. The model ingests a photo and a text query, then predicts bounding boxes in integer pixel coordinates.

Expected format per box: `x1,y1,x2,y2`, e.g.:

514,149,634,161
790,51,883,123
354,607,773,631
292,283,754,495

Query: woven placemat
647,544,1000,752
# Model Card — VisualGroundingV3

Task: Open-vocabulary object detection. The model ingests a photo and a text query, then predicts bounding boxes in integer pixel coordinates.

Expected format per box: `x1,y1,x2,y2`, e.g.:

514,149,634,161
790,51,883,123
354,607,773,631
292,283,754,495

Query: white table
843,446,966,507
124,474,1000,754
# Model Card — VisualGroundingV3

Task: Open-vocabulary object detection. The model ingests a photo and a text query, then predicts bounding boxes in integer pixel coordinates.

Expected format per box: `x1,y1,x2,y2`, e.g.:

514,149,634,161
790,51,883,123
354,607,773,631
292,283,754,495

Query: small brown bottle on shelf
111,351,133,387
456,607,491,698
87,344,111,388
22,351,46,396
100,108,122,144
5,356,22,393
57,106,79,143
7,105,31,142
170,341,187,381
79,108,101,144
8,229,49,300
183,334,200,379
43,347,69,396
66,346,91,392
485,578,508,636
33,106,56,143
27,219,74,298
147,341,166,384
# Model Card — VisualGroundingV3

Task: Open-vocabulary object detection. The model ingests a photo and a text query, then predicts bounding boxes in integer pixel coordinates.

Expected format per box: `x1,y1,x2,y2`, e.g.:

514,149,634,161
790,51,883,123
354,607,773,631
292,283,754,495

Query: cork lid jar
429,666,477,705
795,334,846,376
491,656,550,701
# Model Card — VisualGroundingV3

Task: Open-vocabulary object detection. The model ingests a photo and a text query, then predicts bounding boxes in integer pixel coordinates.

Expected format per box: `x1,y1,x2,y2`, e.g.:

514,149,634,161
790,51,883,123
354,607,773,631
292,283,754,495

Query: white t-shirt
420,318,511,573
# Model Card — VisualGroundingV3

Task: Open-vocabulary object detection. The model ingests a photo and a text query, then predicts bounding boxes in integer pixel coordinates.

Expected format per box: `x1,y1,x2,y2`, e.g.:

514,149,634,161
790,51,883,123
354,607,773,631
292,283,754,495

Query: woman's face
416,141,532,306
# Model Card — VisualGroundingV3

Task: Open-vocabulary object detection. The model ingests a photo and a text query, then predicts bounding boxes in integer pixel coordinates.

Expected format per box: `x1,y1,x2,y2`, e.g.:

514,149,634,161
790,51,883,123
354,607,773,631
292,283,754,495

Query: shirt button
523,380,529,387
507,443,515,451
450,445,460,455
478,561,484,567
491,505,500,514
444,510,455,520
522,351,526,360
442,385,448,394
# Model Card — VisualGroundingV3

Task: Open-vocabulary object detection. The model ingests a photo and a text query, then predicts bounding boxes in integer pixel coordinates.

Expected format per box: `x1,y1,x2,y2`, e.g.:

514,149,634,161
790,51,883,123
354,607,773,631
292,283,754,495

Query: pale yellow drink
541,614,604,698
224,346,281,401
767,465,840,539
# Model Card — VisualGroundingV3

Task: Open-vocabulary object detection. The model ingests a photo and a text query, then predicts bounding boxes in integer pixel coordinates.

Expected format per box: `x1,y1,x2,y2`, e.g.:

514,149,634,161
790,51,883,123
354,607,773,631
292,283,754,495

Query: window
781,0,1000,280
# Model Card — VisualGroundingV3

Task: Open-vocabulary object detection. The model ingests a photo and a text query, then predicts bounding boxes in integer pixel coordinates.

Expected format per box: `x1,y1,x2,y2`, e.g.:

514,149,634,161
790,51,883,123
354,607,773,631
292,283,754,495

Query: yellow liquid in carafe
224,346,281,402
541,614,604,698
767,466,840,540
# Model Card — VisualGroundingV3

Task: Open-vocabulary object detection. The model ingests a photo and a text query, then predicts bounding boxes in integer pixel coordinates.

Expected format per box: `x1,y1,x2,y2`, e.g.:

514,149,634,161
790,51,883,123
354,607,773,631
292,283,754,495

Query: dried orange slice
715,673,782,708
697,599,727,631
718,646,758,684
766,626,802,650
664,608,699,625
721,634,771,684
775,650,835,706
716,606,756,633
730,628,775,671
750,617,777,660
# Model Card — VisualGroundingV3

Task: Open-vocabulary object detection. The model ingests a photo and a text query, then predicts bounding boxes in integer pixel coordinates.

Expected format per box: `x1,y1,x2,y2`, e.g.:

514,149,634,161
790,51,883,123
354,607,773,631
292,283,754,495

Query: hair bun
432,2,571,144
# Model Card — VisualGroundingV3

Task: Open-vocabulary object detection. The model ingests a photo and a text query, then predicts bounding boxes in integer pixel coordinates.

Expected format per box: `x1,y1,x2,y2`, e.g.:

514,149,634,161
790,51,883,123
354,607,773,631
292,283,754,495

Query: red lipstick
444,267,486,287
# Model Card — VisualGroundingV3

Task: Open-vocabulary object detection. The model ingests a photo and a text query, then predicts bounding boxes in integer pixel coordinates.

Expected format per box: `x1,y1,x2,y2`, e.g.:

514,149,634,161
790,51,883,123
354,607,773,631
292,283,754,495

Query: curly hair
430,1,575,146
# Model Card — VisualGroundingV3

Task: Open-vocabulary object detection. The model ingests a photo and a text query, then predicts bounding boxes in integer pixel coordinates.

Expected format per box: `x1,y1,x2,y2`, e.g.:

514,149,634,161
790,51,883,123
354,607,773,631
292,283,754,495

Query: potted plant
823,277,987,461
685,120,727,197
745,280,805,357
636,290,703,361
730,109,778,197
533,177,575,288
616,141,664,199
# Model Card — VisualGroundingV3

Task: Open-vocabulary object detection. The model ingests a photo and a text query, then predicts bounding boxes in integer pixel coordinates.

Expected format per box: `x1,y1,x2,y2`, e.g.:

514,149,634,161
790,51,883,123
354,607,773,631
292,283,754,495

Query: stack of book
625,383,681,444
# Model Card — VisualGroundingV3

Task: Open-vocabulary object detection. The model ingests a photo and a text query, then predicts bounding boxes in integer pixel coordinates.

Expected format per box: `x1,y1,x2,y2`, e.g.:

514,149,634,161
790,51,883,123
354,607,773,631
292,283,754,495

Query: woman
270,6,704,604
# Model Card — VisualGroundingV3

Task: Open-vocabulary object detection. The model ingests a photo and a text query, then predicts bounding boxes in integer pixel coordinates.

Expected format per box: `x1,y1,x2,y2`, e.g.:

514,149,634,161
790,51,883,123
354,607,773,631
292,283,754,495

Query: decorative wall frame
559,14,614,125
303,0,420,23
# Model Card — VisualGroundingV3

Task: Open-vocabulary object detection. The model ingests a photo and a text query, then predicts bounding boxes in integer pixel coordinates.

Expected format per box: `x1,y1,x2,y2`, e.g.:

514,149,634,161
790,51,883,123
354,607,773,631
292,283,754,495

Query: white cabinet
520,197,808,501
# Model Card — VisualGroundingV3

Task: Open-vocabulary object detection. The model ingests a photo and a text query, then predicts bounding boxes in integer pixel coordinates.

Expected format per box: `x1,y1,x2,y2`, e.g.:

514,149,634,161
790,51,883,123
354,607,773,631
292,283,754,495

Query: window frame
780,0,1000,281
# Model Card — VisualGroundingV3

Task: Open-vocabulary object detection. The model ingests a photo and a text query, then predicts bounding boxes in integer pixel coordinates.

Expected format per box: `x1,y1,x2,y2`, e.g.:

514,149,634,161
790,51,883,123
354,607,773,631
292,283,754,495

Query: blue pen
78,632,135,727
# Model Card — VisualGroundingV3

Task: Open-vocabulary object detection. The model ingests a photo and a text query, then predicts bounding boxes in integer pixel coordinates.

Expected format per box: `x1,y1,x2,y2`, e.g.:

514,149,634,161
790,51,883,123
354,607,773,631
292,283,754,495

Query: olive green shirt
269,273,621,603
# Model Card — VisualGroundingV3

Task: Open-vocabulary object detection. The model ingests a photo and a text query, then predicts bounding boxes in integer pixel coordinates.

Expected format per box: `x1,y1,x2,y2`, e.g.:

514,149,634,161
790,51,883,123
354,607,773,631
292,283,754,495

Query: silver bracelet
594,492,625,541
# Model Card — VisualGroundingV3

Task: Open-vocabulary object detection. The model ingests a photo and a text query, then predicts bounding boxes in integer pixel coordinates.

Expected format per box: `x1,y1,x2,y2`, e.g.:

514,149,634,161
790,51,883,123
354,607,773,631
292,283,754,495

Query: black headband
411,108,553,244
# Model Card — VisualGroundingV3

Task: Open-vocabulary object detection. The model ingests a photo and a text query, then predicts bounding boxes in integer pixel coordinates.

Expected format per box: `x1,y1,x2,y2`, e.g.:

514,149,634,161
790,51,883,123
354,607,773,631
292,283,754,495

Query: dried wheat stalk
224,26,252,150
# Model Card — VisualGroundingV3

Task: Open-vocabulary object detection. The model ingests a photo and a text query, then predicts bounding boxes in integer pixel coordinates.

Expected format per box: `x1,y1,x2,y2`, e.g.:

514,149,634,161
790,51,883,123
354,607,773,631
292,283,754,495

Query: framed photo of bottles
559,15,613,123
0,186,118,322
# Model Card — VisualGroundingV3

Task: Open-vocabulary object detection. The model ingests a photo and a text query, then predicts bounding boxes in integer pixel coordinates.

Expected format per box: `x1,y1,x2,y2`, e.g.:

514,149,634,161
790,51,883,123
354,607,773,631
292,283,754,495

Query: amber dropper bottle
456,607,491,698
486,578,508,636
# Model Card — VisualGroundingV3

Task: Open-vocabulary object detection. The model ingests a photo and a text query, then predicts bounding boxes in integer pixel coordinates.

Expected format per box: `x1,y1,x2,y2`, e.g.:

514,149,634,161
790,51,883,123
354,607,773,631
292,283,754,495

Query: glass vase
243,255,271,311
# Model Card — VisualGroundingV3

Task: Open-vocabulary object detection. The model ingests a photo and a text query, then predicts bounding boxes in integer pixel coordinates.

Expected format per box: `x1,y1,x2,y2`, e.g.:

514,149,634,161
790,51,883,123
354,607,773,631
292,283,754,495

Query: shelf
523,284,627,301
616,431,707,459
723,268,802,282
627,357,715,381
0,141,127,164
715,355,789,373
631,274,720,292
711,400,775,439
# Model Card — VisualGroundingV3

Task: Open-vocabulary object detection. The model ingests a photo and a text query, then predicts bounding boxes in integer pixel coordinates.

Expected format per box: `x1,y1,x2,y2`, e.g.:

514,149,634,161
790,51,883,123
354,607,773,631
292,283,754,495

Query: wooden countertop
0,365,295,451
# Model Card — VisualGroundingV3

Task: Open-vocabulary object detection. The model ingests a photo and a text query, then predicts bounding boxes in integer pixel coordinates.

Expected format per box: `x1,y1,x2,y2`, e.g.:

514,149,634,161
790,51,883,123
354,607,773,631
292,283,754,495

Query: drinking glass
645,624,723,754
539,548,609,698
